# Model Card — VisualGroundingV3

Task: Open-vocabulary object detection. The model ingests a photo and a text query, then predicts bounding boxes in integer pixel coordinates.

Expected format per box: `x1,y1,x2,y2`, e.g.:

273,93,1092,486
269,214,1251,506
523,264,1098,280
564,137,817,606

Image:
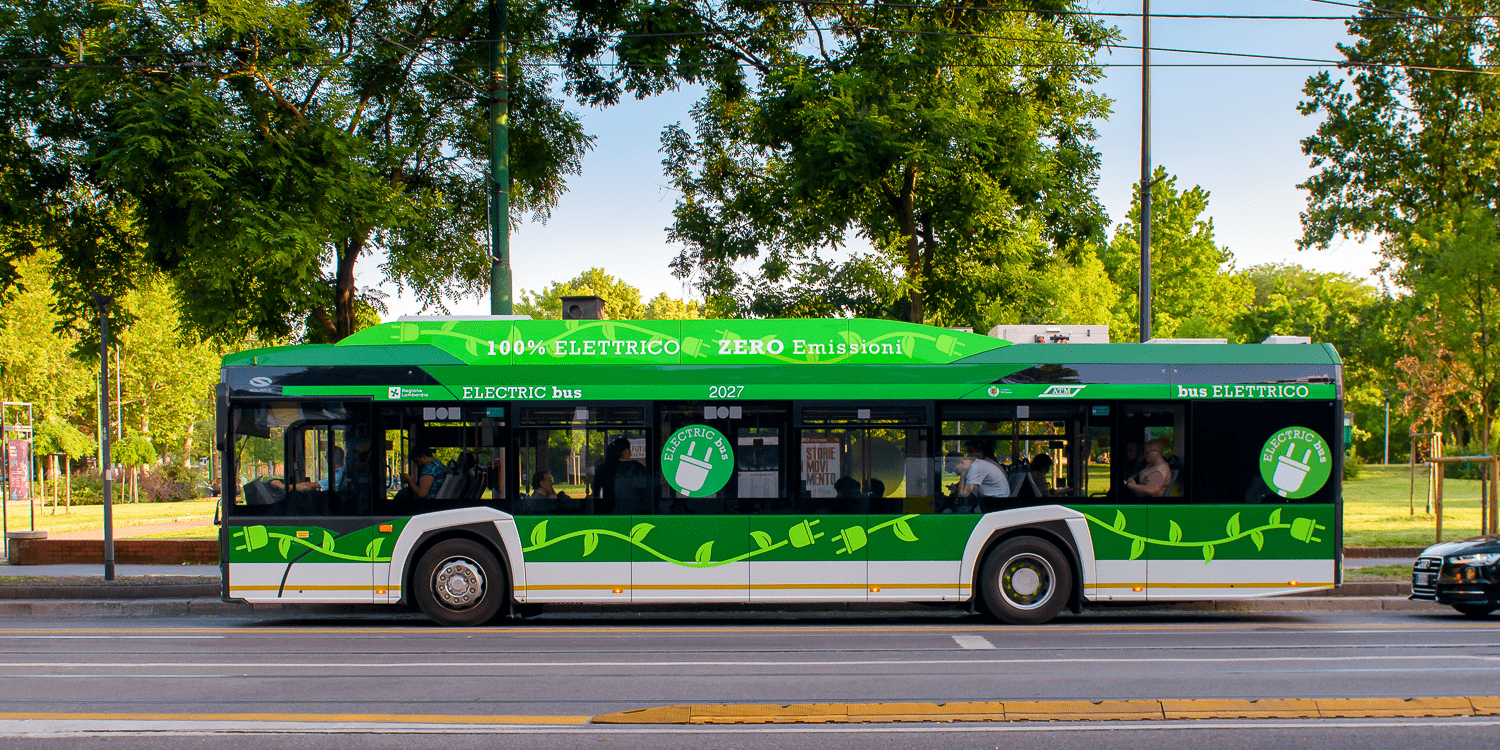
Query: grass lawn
1343,464,1492,547
130,525,220,540
0,498,219,536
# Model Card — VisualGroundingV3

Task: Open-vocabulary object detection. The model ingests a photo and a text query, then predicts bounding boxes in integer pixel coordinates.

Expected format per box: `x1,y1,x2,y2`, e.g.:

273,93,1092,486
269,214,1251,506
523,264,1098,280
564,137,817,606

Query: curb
0,596,1451,617
592,696,1500,724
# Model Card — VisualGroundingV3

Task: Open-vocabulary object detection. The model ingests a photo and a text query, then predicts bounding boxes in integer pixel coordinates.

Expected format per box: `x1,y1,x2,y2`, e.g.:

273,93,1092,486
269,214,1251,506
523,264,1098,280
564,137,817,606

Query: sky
373,0,1385,319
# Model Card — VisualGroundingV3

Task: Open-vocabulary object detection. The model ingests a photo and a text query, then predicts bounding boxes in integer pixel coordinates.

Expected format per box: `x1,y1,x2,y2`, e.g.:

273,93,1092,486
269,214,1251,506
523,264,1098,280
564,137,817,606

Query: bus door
1123,404,1185,602
641,403,789,603
224,399,378,603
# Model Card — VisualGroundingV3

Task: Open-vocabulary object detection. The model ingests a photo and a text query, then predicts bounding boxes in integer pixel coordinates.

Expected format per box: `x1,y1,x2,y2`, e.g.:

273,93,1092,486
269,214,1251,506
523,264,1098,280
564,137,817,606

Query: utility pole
1384,391,1391,465
1138,0,1152,343
95,295,115,581
489,0,512,315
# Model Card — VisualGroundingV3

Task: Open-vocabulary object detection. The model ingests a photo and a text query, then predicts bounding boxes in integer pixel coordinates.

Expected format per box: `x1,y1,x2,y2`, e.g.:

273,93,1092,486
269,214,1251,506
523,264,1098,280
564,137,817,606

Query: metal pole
95,295,115,581
488,0,512,315
1138,0,1152,343
1383,396,1390,465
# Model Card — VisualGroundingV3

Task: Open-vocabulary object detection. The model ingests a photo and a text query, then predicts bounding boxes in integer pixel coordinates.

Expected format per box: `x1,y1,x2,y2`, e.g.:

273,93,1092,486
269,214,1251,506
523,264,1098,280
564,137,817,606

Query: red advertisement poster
6,440,28,502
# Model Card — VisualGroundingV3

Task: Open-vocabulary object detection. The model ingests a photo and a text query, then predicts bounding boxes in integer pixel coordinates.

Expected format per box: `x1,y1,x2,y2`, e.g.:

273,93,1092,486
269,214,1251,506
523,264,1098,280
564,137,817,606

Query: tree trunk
333,231,369,342
884,167,924,324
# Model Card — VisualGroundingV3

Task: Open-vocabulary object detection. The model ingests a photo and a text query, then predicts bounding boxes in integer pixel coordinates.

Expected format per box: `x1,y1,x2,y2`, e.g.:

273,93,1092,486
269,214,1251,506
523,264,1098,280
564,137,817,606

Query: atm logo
1039,385,1086,398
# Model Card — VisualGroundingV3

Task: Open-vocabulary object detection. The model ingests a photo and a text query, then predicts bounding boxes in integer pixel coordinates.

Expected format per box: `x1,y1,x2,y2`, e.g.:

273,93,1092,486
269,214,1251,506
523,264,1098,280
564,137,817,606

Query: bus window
939,403,1083,508
228,402,370,517
1189,400,1338,504
378,406,507,515
1120,405,1186,500
515,405,648,516
797,405,929,515
656,404,790,515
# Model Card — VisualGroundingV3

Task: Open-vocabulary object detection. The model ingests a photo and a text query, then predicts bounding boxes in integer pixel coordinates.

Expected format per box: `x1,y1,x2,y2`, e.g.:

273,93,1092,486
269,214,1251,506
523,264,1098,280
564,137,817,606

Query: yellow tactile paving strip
592,696,1500,724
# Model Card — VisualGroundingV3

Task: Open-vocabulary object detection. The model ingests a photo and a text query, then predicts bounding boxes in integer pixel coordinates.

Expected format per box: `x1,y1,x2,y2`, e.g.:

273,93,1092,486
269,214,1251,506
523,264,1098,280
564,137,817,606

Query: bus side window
1120,405,1186,501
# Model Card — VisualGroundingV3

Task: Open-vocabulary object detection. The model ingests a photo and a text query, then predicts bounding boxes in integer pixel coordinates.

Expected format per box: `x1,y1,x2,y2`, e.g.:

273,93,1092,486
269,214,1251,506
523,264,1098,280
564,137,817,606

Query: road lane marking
593,696,1500,724
3,718,1500,736
0,711,589,725
0,655,1493,669
0,636,223,640
952,636,995,650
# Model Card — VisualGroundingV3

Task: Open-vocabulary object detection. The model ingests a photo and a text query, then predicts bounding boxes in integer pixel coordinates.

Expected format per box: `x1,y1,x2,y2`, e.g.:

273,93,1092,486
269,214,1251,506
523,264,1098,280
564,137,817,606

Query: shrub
1342,453,1363,481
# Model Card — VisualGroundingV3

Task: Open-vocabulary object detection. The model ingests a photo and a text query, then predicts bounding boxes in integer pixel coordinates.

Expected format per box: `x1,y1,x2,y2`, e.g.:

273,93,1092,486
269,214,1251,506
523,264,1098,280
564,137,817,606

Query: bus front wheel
413,539,507,626
979,537,1072,625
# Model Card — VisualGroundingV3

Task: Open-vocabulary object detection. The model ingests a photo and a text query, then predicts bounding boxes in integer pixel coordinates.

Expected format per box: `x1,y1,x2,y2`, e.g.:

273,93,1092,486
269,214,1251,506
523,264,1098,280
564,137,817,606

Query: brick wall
8,538,219,566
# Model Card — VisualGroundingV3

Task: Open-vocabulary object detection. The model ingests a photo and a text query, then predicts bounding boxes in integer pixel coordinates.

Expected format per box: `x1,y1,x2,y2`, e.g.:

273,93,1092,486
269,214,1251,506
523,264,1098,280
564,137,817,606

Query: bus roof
222,318,1341,369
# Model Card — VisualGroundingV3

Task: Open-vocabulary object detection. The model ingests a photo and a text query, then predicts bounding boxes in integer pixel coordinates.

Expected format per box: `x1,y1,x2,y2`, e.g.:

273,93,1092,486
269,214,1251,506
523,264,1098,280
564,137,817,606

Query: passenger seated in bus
832,476,866,513
270,447,345,493
960,440,1011,511
1124,439,1172,497
395,446,446,504
593,437,651,514
1025,453,1072,497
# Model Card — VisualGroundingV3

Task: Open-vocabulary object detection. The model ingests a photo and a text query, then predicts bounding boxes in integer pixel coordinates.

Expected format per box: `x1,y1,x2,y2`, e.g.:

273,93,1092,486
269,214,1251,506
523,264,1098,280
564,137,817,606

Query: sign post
96,295,116,581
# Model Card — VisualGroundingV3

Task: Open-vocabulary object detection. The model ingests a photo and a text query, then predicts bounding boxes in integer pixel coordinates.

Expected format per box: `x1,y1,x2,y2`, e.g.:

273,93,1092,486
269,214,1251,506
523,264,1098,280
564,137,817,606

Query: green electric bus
217,316,1342,626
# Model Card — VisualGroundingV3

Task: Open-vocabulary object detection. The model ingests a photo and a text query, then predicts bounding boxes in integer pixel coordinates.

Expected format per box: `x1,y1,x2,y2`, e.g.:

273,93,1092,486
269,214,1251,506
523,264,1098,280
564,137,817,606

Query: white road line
952,635,995,650
0,655,1493,668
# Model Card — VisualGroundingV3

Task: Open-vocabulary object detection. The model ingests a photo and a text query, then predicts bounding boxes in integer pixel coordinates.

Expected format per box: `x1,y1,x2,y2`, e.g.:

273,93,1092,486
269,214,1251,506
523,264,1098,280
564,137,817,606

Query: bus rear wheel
979,537,1072,625
413,539,507,626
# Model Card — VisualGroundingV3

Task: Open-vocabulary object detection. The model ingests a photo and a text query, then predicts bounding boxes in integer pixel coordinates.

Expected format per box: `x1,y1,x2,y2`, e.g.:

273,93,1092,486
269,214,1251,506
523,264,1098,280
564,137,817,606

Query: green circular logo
662,425,734,497
1259,427,1332,499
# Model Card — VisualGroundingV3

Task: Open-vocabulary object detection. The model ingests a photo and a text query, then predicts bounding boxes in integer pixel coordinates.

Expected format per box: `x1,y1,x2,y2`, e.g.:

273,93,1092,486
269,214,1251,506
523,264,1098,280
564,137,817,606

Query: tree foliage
1100,169,1251,341
2,0,594,342
656,0,1113,326
516,267,703,320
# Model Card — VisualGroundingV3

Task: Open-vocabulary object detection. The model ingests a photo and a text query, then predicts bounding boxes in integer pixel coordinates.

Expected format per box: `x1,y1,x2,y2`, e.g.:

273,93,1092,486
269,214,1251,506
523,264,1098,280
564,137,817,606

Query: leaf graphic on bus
530,520,548,547
1168,521,1183,543
1130,538,1145,560
278,537,292,559
1226,513,1241,537
1269,508,1282,526
694,541,714,564
321,531,335,553
892,519,918,542
1203,544,1215,564
582,532,599,557
629,523,654,543
365,538,385,560
1113,510,1127,531
750,531,774,550
1250,530,1265,550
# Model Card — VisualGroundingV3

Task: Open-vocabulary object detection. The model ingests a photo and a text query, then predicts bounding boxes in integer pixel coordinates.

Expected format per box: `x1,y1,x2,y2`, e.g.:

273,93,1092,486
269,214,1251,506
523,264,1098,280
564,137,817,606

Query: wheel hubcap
999,553,1055,611
433,556,485,610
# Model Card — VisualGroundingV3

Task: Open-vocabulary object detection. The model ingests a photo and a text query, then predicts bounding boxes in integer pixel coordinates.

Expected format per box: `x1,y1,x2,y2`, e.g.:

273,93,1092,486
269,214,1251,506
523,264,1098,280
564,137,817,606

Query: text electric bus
217,317,1342,625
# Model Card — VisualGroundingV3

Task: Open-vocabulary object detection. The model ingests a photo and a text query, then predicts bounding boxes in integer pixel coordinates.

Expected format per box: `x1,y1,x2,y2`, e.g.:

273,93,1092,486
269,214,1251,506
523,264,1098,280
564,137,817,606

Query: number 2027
709,385,744,398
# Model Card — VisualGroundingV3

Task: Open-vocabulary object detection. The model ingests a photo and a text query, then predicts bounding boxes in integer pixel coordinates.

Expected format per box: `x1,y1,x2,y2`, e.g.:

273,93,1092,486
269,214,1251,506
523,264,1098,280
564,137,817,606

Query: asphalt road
0,608,1496,748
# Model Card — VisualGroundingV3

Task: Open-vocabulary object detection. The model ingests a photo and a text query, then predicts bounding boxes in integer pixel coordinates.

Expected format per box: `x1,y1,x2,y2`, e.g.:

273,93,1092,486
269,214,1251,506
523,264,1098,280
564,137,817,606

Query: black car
1410,536,1500,616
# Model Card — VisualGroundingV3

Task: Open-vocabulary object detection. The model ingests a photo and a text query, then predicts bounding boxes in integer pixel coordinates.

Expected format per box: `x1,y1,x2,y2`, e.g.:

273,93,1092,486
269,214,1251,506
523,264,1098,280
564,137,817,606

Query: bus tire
979,536,1072,625
1453,604,1496,617
412,539,507,627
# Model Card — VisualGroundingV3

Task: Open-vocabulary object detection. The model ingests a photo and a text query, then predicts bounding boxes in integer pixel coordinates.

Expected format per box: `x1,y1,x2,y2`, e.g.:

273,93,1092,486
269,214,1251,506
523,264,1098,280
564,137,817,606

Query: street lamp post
488,0,512,315
94,295,115,581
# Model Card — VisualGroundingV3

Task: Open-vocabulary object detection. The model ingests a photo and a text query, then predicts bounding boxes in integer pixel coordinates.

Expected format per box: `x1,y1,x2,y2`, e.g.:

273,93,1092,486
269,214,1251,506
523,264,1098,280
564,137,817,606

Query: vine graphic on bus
521,514,921,567
1080,507,1326,563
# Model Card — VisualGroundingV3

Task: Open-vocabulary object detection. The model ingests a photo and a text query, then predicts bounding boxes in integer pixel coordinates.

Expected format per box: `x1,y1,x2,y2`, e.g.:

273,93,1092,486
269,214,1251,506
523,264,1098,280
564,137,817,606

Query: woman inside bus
395,446,446,504
1124,439,1172,497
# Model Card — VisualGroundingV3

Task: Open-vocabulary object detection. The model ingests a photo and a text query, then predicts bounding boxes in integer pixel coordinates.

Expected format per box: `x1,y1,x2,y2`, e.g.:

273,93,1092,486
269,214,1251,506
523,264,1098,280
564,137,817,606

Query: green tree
659,1,1112,326
1101,170,1251,341
3,0,592,342
115,279,221,465
0,250,95,422
516,268,702,320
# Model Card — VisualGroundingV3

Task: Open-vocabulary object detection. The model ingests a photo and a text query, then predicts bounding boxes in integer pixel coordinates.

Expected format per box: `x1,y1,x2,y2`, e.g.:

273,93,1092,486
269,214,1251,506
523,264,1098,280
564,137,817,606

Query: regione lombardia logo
388,386,402,399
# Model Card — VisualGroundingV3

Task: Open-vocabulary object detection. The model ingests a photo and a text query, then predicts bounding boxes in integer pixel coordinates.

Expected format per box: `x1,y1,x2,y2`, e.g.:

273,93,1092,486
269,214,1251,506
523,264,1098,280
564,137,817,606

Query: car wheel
979,536,1073,625
1453,603,1496,617
412,539,507,626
